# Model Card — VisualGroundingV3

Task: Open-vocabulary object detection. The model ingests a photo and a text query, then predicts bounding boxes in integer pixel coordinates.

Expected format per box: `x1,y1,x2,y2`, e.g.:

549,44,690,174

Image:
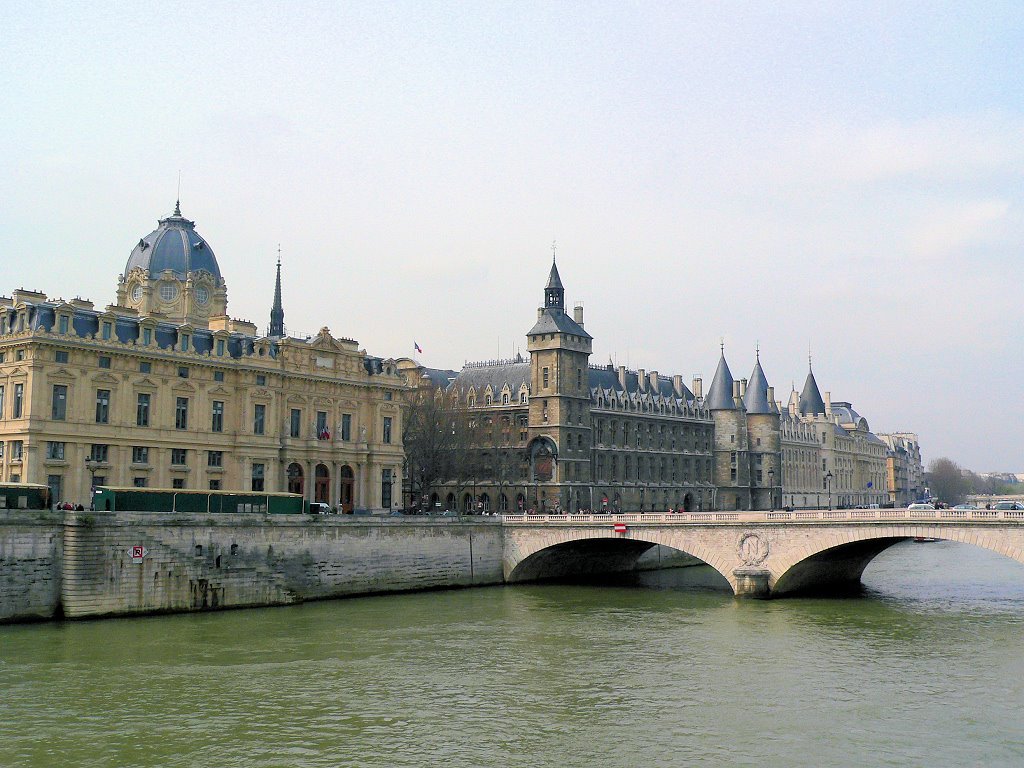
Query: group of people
56,501,86,511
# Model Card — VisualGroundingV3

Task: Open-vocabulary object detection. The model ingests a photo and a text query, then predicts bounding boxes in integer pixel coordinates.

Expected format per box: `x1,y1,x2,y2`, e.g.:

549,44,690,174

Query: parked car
907,502,936,511
952,504,979,510
993,501,1024,511
309,502,332,515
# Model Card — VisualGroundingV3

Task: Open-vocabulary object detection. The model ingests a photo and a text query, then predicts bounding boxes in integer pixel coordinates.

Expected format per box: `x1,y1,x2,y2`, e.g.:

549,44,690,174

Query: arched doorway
339,465,354,513
683,493,693,513
315,464,330,504
479,492,490,513
516,492,526,512
287,463,304,496
446,493,456,512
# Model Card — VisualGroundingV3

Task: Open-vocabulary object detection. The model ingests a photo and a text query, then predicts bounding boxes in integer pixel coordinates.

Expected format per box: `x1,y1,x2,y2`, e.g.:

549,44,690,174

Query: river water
2,540,1023,768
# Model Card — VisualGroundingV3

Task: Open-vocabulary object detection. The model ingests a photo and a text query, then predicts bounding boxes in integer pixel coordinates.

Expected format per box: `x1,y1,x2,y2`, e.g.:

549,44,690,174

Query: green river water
2,540,1023,768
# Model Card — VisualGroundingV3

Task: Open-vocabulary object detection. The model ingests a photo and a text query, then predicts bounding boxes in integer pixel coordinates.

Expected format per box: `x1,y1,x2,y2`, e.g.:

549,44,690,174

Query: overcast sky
2,2,1022,470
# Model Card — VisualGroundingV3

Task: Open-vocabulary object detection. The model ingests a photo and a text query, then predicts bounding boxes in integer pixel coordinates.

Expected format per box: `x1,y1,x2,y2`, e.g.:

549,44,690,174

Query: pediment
92,372,119,385
136,377,159,389
172,382,197,394
208,385,231,397
48,368,76,381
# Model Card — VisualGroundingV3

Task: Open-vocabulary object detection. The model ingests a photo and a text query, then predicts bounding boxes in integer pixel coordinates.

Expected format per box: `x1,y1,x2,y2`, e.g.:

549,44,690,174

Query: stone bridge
501,508,1024,597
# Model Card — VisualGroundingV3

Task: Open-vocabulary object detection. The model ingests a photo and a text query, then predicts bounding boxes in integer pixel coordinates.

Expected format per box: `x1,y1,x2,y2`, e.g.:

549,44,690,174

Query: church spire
269,246,285,337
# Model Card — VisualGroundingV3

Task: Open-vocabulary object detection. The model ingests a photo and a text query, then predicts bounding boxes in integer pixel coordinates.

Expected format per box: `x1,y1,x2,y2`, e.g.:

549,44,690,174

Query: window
101,322,112,340
208,450,223,467
134,477,148,488
0,385,4,418
160,284,177,301
214,370,224,382
341,414,352,441
215,339,225,356
132,446,149,464
316,411,328,439
55,350,68,363
384,392,392,401
95,389,110,423
136,393,151,427
175,397,189,430
543,367,549,388
209,479,221,491
98,356,111,369
172,478,185,489
46,441,65,460
58,315,69,334
256,374,266,386
171,448,187,466
253,404,266,435
89,444,108,462
383,416,392,444
178,366,189,378
14,383,24,418
11,440,24,460
290,409,301,438
251,463,265,491
502,393,510,405
51,385,67,420
520,392,528,404
139,361,151,374
211,401,224,432
577,368,582,389
180,334,189,351
142,328,152,346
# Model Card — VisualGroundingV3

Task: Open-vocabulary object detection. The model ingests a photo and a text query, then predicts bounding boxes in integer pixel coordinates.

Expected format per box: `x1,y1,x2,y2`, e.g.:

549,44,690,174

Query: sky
2,2,1022,471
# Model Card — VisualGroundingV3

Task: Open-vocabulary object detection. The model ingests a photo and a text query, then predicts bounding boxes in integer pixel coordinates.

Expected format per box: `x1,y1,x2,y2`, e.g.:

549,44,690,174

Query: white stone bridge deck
500,508,1024,597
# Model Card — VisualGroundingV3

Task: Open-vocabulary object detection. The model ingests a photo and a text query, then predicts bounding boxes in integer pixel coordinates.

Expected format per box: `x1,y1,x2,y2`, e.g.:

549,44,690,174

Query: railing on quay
501,508,1024,525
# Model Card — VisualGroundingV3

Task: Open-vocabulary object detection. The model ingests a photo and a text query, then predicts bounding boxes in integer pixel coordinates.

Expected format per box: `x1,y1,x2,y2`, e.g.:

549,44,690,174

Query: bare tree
925,457,968,505
402,389,463,509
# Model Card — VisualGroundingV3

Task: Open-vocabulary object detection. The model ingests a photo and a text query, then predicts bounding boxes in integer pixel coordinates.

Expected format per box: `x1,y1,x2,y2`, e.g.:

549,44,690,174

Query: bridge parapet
502,508,1024,526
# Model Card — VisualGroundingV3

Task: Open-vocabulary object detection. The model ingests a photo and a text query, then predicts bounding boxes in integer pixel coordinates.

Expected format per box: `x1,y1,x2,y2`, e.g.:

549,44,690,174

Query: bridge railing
501,508,1024,525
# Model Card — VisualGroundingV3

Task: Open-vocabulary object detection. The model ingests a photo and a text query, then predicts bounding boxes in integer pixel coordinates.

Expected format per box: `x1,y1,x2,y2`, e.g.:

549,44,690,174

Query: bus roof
0,482,51,490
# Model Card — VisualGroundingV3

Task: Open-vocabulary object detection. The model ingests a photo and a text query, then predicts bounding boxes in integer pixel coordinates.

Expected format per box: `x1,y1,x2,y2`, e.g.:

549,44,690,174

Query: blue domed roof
125,202,221,280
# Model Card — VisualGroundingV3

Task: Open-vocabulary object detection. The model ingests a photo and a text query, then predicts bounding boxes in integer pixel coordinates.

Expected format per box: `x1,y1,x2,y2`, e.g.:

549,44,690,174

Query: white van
309,502,332,515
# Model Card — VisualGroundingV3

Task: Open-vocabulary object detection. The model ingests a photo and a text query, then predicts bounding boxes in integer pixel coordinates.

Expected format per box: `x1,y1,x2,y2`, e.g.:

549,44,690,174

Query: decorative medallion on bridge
737,533,769,566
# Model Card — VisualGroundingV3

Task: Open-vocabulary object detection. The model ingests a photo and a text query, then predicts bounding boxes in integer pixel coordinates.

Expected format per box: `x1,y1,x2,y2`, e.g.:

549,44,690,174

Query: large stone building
401,260,910,513
0,203,406,510
876,432,925,506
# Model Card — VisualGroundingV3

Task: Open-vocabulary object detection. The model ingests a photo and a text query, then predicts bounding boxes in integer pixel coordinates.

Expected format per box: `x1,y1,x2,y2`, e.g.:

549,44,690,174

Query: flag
414,341,423,353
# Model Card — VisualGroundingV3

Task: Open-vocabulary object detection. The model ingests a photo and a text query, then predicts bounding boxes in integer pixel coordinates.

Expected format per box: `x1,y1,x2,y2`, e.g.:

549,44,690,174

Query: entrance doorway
339,465,354,513
287,463,304,496
315,464,330,504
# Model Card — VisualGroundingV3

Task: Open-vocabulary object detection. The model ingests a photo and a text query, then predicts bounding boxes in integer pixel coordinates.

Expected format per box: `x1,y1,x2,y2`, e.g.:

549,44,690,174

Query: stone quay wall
1,511,505,622
0,511,63,623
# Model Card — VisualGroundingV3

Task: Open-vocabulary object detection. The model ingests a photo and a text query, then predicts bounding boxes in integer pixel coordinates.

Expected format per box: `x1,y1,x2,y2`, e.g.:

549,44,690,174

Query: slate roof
705,354,736,410
451,361,530,394
546,261,564,291
124,202,222,280
526,308,592,339
743,358,772,414
798,369,826,416
588,366,694,401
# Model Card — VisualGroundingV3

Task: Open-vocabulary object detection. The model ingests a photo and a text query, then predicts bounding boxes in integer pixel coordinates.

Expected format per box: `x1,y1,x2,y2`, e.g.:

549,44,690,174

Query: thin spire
175,171,182,216
552,239,557,263
269,245,285,337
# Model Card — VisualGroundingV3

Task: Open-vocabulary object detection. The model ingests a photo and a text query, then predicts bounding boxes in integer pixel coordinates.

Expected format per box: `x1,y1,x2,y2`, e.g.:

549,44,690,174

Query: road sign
128,545,148,563
613,523,627,533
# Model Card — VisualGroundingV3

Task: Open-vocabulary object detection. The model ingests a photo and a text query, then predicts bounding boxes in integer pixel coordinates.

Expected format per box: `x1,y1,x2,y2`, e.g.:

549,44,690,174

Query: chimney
672,374,683,397
732,380,741,398
637,368,647,391
692,377,703,399
824,390,832,415
537,307,544,320
649,370,659,392
618,365,628,390
767,386,775,406
739,378,747,397
574,304,584,327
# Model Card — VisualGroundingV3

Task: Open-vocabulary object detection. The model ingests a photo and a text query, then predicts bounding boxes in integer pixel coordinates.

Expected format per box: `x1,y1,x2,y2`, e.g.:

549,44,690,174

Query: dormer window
142,328,152,346
58,315,69,334
180,334,189,351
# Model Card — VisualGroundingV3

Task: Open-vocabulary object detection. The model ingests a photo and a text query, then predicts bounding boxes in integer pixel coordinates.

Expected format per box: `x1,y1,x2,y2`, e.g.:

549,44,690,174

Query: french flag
414,341,423,354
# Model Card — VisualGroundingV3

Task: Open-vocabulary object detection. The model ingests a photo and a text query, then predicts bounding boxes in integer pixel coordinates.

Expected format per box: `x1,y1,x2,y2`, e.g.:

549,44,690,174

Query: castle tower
743,352,781,510
268,252,285,337
525,257,593,511
706,347,750,510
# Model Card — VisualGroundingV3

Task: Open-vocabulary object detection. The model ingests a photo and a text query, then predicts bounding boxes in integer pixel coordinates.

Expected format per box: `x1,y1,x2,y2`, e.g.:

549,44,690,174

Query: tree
925,457,968,505
402,388,464,509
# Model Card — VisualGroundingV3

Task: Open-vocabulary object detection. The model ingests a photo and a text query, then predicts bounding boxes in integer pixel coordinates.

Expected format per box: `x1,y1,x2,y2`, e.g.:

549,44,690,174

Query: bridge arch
770,524,1024,595
504,527,734,588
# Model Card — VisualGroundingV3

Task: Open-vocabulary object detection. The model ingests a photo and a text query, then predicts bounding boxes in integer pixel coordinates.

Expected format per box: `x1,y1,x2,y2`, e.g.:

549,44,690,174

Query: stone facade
0,510,63,622
0,204,407,512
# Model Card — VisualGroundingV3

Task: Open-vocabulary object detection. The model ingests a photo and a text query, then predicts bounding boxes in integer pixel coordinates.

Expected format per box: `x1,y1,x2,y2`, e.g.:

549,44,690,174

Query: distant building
0,203,406,510
877,433,925,506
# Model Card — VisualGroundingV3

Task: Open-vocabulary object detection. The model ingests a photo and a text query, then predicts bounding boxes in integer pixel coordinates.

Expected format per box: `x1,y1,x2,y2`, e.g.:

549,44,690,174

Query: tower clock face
194,286,210,305
130,284,142,302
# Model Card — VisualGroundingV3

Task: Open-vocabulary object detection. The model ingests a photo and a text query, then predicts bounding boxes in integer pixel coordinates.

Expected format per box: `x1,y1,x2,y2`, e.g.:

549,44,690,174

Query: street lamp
825,470,833,512
768,469,775,513
84,457,101,510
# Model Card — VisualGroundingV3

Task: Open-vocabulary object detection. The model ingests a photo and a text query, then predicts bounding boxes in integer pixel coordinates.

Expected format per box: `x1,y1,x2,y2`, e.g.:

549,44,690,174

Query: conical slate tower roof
743,356,772,414
545,259,564,291
269,256,285,337
798,367,826,416
705,352,736,410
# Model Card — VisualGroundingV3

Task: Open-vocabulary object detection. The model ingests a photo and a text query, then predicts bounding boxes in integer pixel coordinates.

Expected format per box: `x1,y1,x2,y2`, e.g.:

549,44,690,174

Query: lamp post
768,468,775,513
84,457,100,510
825,470,833,512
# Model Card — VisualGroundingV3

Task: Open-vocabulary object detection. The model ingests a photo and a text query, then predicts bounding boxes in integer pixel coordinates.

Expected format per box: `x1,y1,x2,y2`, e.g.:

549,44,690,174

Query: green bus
92,487,307,514
0,482,52,510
